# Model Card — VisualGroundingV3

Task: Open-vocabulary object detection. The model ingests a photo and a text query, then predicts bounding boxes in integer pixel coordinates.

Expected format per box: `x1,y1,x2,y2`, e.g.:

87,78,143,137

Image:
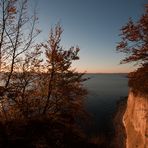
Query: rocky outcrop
123,91,148,148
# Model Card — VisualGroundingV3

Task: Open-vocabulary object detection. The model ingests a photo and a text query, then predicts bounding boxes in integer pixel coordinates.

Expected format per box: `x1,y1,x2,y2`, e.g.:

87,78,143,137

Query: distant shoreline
0,72,128,75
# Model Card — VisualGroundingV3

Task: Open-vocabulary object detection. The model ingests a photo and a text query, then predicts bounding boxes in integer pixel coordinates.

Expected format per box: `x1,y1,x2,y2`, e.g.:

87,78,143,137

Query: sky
35,0,147,73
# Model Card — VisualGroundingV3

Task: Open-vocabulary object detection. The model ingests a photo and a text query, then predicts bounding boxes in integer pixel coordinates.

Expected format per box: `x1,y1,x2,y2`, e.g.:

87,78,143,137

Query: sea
0,73,128,137
83,73,128,136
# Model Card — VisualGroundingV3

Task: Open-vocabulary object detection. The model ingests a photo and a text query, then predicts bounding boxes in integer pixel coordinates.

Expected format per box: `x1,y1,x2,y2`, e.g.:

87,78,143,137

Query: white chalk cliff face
123,91,148,148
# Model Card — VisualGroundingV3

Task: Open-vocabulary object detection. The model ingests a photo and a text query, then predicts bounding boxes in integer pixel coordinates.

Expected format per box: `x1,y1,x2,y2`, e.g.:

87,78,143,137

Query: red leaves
42,24,80,73
7,6,16,14
117,5,148,65
116,41,127,50
121,20,141,42
117,5,148,94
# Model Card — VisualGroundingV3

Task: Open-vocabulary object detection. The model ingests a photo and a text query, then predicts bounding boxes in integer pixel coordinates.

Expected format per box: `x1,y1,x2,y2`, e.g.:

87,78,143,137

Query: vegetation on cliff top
117,5,148,95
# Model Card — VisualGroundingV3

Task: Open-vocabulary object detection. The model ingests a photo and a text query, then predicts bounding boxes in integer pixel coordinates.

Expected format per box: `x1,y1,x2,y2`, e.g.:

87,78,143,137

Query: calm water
83,74,128,135
0,73,128,136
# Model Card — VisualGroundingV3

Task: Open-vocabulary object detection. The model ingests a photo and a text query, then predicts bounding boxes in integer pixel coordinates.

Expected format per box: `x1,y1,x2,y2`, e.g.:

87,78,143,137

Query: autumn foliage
116,5,148,65
0,0,90,147
117,5,148,94
0,0,87,122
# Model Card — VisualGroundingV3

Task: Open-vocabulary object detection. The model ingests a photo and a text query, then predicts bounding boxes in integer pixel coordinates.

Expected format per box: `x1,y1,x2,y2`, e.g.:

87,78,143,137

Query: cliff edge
123,91,148,148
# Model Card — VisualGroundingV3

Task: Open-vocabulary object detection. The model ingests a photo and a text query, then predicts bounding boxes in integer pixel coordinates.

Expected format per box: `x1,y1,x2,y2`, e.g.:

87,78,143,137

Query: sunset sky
36,0,146,73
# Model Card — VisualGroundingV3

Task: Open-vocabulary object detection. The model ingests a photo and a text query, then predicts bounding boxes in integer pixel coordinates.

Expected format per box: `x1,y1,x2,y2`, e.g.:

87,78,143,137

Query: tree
0,22,88,124
0,22,88,147
116,5,148,94
0,0,40,89
0,0,41,121
41,23,88,123
116,5,148,66
0,2,89,147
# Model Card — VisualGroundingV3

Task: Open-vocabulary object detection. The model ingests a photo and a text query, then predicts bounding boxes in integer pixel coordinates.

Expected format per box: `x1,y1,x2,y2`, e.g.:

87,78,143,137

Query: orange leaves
40,23,87,119
116,41,127,50
7,6,16,14
121,20,141,42
117,5,148,64
42,24,80,73
117,5,148,94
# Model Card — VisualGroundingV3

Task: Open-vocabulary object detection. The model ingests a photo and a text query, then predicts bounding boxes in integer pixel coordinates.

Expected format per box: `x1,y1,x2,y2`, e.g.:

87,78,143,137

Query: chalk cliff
123,91,148,148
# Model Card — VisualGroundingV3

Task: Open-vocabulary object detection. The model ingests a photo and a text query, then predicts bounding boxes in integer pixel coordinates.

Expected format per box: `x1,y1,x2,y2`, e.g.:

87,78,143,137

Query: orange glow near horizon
72,62,134,74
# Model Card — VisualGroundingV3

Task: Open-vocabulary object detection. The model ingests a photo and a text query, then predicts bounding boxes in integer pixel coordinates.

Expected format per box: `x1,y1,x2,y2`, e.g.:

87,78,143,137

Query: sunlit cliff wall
123,91,148,148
